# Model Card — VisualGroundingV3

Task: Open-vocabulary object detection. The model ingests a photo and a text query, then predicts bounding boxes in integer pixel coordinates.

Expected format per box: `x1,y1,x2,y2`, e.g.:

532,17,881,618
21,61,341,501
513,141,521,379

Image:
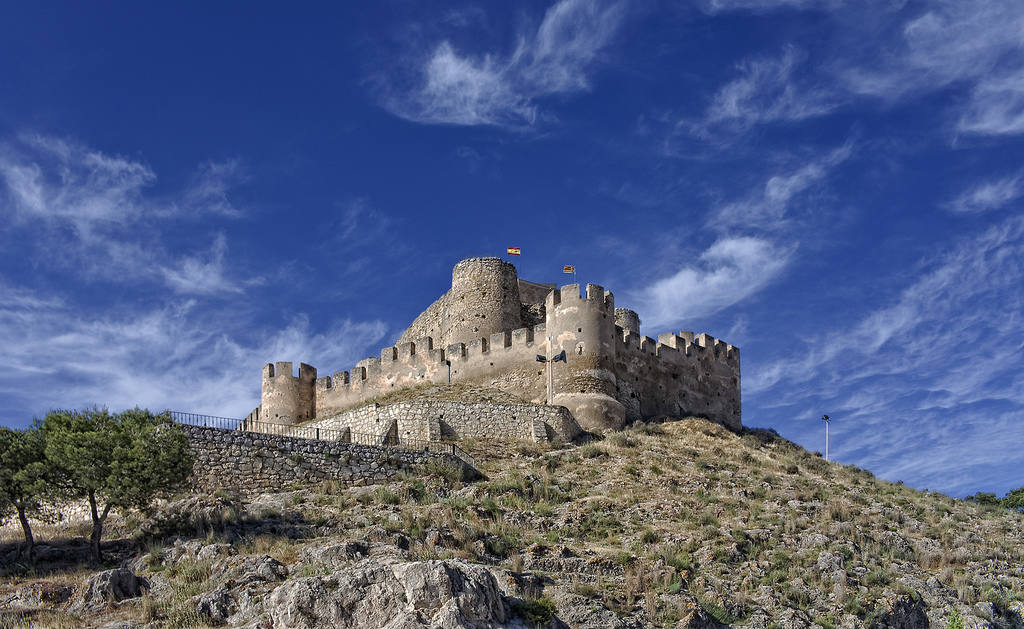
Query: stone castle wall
306,399,581,444
182,425,473,496
259,257,742,434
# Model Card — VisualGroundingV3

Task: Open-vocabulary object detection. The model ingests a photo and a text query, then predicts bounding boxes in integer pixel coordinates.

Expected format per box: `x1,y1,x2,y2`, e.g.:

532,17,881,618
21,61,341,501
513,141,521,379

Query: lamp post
822,415,831,461
536,346,566,404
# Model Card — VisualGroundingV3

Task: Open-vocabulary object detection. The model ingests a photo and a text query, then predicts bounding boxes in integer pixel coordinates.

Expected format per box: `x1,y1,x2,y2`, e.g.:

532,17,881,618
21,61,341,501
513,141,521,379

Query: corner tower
261,361,316,425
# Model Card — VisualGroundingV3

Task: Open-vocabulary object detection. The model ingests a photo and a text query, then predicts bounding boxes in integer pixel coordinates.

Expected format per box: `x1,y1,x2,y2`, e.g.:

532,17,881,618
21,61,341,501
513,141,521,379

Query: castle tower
441,257,523,347
261,361,317,425
546,284,626,431
614,308,640,335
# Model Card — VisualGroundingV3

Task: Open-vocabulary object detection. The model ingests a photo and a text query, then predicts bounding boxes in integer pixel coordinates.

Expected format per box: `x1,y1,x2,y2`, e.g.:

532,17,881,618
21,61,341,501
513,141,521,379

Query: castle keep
254,257,740,440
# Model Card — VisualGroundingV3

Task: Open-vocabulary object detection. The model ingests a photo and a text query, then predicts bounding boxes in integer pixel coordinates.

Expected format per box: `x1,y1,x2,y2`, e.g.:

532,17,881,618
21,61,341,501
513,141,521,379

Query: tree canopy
0,424,50,561
41,408,192,563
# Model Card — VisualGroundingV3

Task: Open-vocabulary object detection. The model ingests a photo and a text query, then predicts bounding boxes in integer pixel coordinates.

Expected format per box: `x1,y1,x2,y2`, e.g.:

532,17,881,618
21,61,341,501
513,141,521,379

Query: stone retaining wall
307,400,581,444
182,425,474,495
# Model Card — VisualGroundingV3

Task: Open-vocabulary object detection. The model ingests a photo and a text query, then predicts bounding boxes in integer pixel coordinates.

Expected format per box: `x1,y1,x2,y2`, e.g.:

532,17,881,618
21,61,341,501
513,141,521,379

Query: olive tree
42,408,192,563
0,424,49,562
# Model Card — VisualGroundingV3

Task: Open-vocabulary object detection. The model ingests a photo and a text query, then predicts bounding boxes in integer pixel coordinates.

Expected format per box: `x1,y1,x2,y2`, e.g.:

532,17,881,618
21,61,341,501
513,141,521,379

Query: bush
518,597,557,626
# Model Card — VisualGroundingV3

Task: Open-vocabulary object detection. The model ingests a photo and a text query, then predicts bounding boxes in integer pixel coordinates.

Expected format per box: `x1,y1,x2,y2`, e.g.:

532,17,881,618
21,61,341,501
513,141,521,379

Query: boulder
212,554,288,584
69,567,147,612
267,558,509,628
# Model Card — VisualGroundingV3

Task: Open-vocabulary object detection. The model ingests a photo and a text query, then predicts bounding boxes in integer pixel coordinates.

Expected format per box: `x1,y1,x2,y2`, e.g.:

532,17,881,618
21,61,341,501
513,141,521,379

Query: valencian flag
507,247,521,256
563,265,575,273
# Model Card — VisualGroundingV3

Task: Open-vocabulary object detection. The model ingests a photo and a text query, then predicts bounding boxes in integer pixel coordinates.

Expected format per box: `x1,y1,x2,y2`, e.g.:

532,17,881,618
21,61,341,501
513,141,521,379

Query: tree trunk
16,502,34,563
87,490,111,565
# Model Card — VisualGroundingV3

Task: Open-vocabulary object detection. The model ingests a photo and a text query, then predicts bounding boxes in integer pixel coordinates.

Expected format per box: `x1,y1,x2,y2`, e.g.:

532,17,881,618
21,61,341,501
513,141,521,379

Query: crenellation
491,330,512,350
559,283,582,303
447,342,466,360
398,342,415,360
259,257,741,434
511,326,534,346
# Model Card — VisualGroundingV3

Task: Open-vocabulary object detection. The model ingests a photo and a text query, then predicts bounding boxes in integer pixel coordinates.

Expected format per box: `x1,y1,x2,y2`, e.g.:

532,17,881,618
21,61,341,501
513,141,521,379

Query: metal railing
168,411,474,467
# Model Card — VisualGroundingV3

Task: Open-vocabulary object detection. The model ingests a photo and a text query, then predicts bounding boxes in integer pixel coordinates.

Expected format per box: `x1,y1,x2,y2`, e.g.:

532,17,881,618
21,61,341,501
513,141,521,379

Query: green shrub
375,488,401,505
519,596,557,626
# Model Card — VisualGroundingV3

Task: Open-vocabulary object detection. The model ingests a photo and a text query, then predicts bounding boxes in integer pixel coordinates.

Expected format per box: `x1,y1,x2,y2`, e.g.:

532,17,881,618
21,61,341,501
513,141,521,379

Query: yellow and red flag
506,247,521,256
563,265,575,273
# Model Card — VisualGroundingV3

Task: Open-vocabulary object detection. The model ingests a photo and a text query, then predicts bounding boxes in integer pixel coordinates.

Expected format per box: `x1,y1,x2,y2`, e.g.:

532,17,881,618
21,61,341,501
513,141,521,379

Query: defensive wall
181,424,475,496
257,257,741,434
305,400,581,445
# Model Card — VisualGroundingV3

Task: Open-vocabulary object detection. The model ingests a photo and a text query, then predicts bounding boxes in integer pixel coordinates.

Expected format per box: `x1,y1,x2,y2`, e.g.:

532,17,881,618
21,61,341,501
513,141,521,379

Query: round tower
614,308,640,335
442,257,523,347
260,361,317,426
546,284,626,431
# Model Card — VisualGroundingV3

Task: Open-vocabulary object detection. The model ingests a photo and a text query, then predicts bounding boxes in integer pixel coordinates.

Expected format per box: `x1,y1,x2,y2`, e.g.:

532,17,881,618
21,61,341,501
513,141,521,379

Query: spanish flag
507,247,521,256
563,265,575,273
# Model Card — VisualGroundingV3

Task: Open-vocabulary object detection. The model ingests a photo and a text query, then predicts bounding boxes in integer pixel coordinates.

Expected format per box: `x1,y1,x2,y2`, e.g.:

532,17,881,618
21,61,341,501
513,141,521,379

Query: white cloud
0,284,388,420
162,234,245,295
711,143,852,231
0,134,155,229
840,0,1024,137
700,0,842,12
0,134,252,294
182,159,245,218
748,215,1024,494
631,236,794,330
695,47,837,137
958,73,1024,137
380,0,627,127
946,172,1024,214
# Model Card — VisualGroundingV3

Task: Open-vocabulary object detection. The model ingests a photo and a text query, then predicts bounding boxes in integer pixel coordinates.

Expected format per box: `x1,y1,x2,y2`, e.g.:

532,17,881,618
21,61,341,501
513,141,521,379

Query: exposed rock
196,583,237,625
300,540,368,568
867,593,928,629
3,582,74,609
69,568,146,612
267,558,508,628
212,554,288,584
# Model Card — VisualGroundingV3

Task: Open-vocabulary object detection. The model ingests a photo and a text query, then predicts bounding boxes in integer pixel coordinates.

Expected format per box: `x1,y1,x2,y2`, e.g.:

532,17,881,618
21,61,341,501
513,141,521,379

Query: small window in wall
577,328,582,333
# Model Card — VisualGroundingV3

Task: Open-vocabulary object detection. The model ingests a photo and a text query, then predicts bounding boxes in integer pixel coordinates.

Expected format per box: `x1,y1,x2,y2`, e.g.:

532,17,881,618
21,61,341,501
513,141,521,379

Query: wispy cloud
182,159,246,218
699,0,842,13
710,143,852,231
379,0,627,127
691,47,837,139
0,134,252,294
0,284,387,420
630,236,794,330
840,0,1024,137
946,171,1024,214
749,215,1024,494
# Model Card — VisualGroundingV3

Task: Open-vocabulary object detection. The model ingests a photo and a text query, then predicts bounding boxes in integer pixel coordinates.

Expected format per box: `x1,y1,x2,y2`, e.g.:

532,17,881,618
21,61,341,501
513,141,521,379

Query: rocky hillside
2,417,1022,628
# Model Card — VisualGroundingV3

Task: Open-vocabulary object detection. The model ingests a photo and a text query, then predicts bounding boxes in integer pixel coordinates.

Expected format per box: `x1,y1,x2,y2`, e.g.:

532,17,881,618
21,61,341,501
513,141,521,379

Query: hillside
2,417,1022,628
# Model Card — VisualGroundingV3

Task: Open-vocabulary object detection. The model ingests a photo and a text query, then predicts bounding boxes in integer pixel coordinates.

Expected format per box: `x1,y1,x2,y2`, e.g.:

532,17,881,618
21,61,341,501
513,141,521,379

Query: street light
821,415,831,461
536,348,566,404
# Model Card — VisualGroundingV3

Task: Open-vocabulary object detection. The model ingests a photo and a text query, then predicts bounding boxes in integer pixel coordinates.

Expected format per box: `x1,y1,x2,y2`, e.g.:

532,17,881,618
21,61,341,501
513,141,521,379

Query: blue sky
1,1,1022,497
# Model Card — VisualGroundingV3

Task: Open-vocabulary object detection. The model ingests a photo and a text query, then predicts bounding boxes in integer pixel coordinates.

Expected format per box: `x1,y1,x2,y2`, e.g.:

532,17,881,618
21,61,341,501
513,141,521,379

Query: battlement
546,283,614,313
260,257,741,432
263,361,317,381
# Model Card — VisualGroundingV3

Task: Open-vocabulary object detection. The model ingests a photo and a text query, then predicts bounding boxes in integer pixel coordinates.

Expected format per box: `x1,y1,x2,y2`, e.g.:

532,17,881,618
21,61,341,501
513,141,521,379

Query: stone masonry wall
268,258,742,433
182,425,473,496
306,399,581,444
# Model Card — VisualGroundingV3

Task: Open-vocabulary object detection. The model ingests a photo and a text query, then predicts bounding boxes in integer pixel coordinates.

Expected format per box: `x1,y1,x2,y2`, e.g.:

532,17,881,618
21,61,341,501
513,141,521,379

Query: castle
250,257,740,442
